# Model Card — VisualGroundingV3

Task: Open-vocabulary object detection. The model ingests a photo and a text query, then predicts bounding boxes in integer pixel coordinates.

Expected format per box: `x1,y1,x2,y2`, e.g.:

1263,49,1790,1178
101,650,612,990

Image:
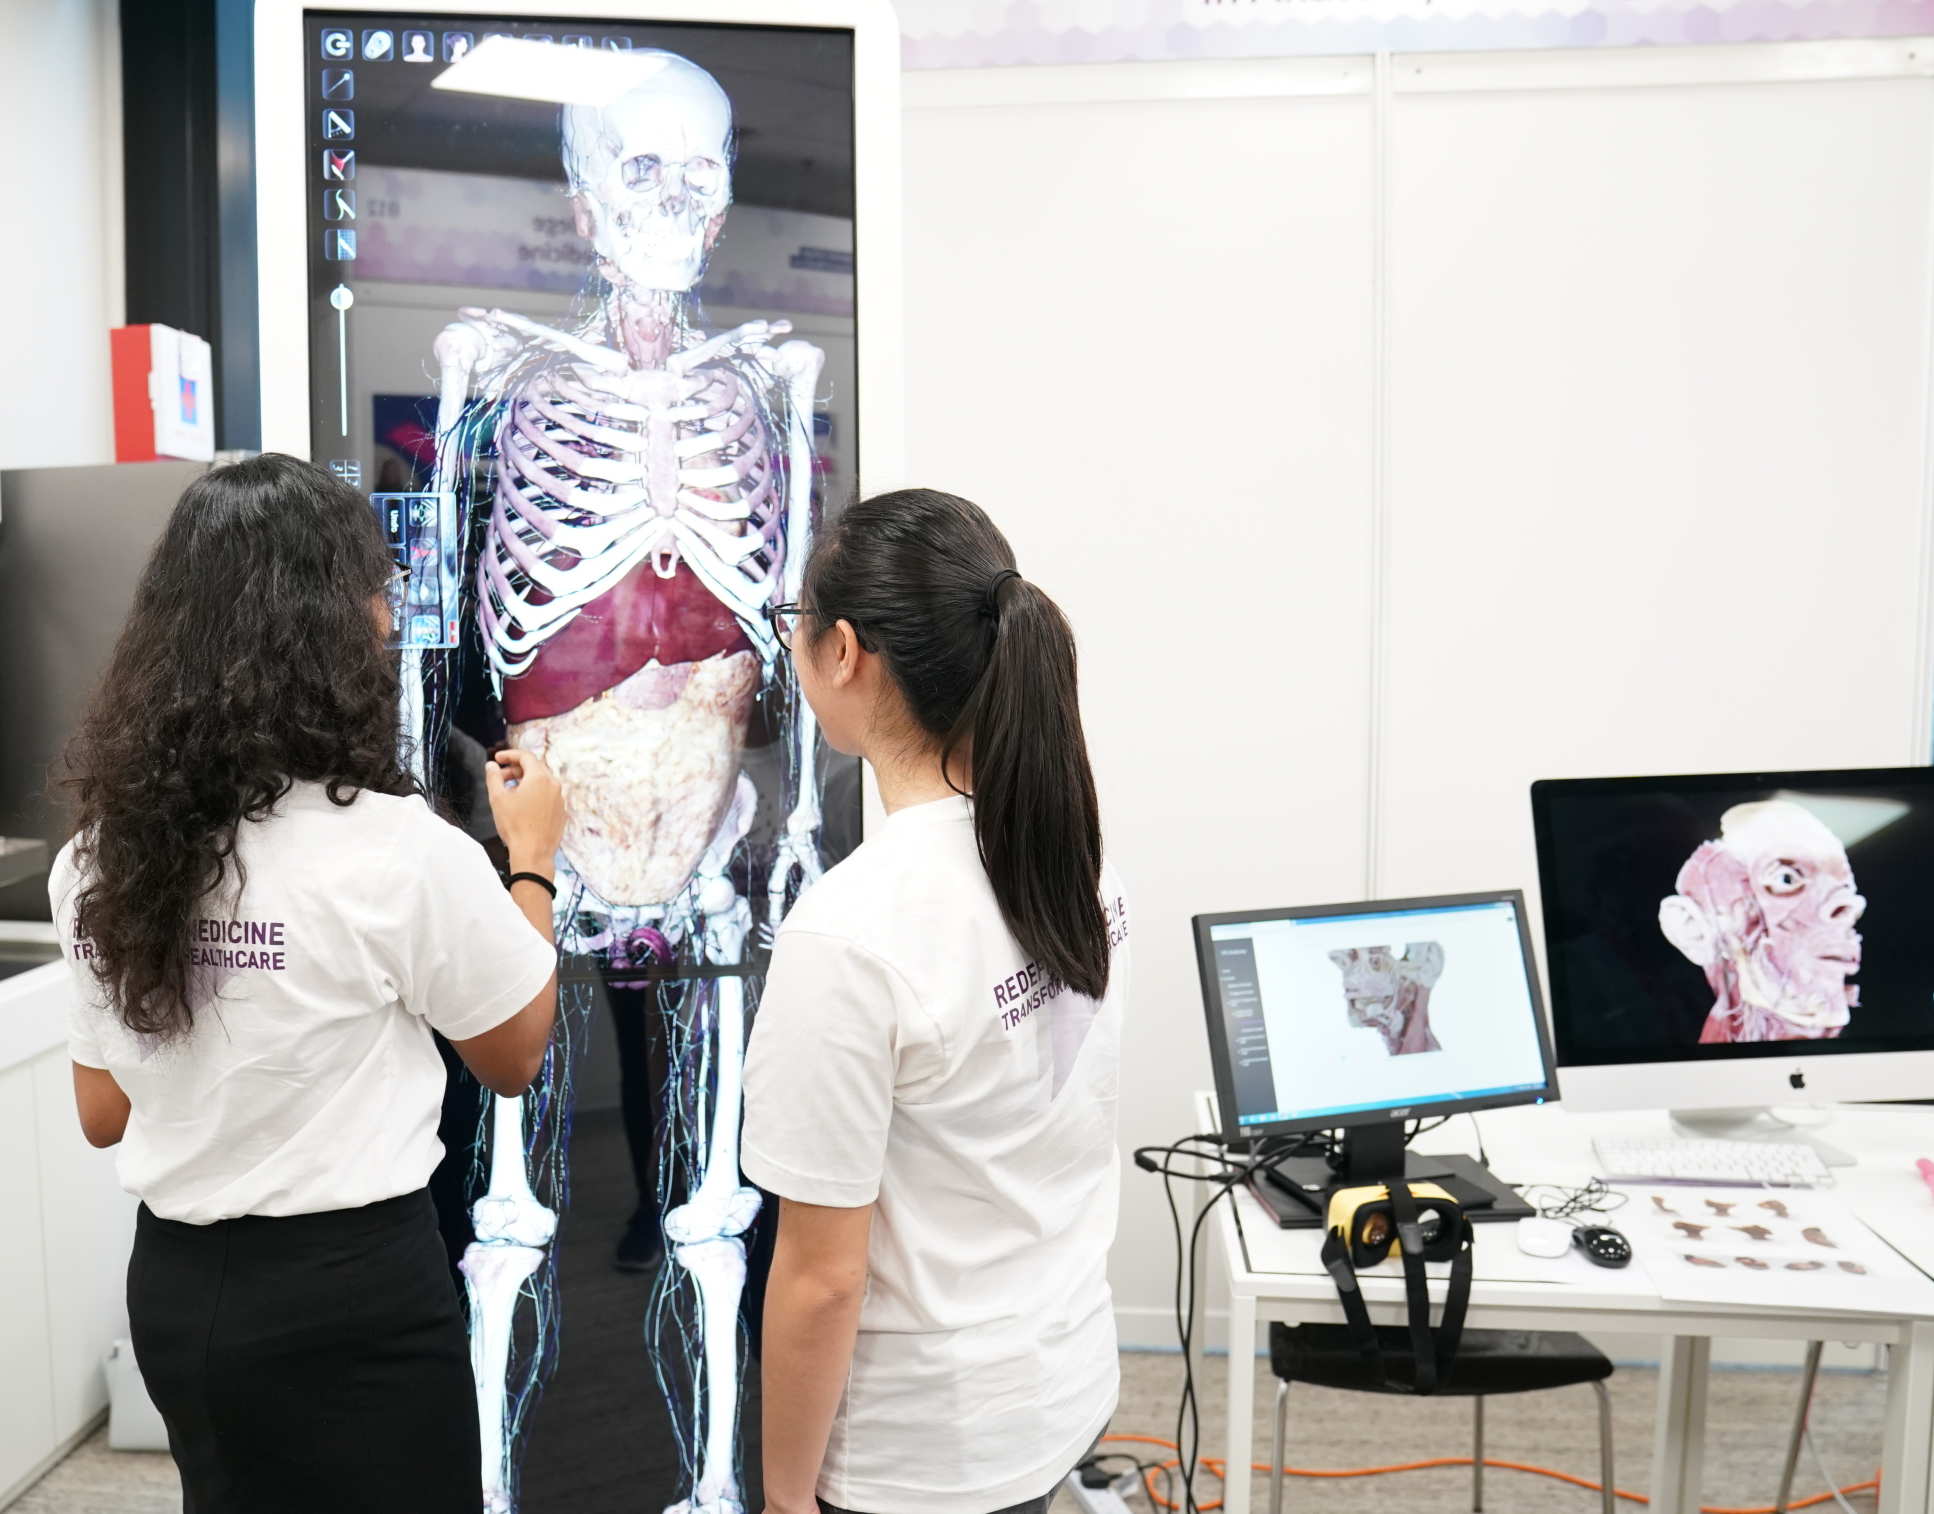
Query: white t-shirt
49,781,556,1225
742,794,1130,1514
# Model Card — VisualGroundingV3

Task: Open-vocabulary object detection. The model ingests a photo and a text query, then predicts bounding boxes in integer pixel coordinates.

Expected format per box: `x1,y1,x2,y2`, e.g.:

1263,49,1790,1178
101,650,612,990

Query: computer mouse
1573,1225,1632,1268
1516,1216,1573,1259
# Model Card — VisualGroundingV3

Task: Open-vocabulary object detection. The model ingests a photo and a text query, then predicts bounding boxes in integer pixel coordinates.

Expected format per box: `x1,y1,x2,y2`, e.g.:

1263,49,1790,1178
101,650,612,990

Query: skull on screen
562,52,733,294
1658,800,1865,1043
1329,943,1446,1057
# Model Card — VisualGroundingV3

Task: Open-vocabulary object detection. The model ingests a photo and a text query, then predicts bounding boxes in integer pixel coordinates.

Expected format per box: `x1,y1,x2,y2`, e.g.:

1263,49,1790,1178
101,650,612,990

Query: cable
1805,1428,1861,1514
1096,1432,1880,1514
1134,1132,1320,1512
1521,1176,1629,1223
1131,1117,1469,1511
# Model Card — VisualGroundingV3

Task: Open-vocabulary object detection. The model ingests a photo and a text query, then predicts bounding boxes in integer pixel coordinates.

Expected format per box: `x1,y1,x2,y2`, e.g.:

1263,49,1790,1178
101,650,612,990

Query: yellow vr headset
1319,1178,1474,1394
1326,1180,1465,1267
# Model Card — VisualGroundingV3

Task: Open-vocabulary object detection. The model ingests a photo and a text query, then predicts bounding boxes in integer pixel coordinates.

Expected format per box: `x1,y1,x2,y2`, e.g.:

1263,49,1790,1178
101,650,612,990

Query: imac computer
1532,766,1934,1156
1194,891,1558,1226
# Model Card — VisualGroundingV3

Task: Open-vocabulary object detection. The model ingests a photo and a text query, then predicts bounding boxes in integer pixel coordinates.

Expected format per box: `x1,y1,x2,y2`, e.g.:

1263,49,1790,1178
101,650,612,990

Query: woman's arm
72,1063,131,1147
447,748,564,1097
762,1196,874,1514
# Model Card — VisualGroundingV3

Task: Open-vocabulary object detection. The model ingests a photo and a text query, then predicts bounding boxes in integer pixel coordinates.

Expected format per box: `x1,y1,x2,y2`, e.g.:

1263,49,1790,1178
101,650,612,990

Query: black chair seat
1269,1323,1613,1397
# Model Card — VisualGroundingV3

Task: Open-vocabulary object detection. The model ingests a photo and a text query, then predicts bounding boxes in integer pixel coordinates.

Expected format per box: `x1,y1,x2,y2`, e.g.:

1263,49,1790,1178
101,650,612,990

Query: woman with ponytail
743,489,1130,1514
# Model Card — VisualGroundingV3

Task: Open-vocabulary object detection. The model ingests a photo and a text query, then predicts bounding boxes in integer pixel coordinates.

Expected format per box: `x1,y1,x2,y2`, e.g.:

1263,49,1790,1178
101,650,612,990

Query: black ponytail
803,489,1110,999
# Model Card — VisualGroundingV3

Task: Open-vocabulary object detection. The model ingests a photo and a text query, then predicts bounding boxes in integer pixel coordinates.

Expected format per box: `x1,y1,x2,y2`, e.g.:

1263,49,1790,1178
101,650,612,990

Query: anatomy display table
1190,1093,1934,1514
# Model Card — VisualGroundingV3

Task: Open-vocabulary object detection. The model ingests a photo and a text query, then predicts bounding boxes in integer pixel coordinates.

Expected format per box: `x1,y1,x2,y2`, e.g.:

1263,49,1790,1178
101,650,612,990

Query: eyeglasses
389,562,413,593
765,600,804,652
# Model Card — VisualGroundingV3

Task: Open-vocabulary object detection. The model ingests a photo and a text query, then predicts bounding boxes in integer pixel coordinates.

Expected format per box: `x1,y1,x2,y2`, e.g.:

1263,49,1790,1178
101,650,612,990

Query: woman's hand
486,747,566,876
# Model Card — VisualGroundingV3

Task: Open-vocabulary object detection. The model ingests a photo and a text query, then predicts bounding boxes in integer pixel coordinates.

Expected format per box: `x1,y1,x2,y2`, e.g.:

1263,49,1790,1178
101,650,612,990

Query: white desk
1191,1093,1934,1514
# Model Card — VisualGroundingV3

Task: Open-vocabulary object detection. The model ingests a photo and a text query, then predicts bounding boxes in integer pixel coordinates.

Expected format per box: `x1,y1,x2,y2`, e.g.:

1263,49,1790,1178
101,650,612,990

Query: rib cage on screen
275,10,875,1509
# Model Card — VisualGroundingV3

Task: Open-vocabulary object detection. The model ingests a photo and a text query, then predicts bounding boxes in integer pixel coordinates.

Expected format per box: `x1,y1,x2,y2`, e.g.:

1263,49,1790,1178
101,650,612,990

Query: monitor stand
1248,1119,1532,1230
1668,1107,1856,1168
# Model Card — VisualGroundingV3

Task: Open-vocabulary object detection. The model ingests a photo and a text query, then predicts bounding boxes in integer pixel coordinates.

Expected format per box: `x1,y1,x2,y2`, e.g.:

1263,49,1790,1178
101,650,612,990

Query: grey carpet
14,1352,1886,1513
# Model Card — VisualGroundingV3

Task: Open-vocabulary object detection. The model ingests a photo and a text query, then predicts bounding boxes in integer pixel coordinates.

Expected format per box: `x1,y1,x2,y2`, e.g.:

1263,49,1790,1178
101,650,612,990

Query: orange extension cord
1098,1433,1881,1514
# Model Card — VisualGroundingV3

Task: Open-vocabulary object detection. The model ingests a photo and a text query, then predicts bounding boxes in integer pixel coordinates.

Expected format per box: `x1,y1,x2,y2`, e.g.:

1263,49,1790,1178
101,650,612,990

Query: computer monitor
1531,766,1934,1124
1193,891,1557,1212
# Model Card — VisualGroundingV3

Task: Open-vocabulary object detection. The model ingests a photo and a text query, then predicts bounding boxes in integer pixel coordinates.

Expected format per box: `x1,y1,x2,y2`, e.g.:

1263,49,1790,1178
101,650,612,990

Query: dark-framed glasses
765,600,805,651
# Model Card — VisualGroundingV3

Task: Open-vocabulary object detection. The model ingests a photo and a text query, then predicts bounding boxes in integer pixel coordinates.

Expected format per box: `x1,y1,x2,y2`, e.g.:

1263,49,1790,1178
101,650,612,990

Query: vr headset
1320,1179,1474,1394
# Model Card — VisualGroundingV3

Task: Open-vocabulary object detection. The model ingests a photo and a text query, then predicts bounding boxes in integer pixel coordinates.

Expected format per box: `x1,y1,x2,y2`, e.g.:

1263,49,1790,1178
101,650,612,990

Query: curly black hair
62,453,419,1038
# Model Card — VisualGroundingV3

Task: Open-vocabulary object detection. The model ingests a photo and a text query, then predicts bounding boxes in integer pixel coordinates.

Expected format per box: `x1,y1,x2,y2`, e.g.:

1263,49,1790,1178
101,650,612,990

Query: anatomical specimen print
1658,800,1865,1043
1329,943,1445,1056
422,47,834,1514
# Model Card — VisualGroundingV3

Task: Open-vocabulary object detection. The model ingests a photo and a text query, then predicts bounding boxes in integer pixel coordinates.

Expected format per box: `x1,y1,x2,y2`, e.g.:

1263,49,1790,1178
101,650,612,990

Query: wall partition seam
1365,49,1392,900
1916,76,1934,761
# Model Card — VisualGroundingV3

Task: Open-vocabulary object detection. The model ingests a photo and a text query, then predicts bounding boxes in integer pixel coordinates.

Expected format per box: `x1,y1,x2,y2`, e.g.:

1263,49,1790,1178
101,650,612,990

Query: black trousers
129,1188,479,1514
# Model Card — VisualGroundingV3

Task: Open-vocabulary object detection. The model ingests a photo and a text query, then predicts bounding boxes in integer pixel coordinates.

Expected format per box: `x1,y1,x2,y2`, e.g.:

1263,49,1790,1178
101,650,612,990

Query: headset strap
1323,1185,1479,1395
1434,1216,1475,1386
1387,1182,1441,1392
1320,1227,1380,1366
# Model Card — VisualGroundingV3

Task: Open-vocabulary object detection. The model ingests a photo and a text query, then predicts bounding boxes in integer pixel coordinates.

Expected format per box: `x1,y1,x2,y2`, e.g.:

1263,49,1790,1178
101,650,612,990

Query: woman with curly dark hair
49,453,565,1514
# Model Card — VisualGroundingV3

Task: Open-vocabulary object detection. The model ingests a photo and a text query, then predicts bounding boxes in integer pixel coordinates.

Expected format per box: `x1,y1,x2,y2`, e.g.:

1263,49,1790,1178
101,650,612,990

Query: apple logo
1789,1070,1806,1091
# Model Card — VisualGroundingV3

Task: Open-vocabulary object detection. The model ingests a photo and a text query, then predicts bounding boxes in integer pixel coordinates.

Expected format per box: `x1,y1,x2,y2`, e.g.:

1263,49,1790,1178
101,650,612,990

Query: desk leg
1881,1321,1934,1514
1224,1291,1258,1514
1652,1335,1710,1514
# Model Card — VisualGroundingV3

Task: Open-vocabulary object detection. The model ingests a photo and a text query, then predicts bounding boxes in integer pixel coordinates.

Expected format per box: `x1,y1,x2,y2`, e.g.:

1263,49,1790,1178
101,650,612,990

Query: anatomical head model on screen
423,48,827,1514
1658,800,1865,1044
1329,943,1445,1056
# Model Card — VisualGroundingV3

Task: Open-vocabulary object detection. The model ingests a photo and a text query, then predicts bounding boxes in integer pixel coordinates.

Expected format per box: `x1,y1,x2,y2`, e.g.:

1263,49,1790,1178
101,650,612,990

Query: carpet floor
14,1350,1886,1513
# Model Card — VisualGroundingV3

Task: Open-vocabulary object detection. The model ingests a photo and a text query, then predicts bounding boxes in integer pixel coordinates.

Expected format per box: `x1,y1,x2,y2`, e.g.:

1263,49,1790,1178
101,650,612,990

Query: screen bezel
1192,888,1560,1143
1531,764,1934,1075
253,0,903,492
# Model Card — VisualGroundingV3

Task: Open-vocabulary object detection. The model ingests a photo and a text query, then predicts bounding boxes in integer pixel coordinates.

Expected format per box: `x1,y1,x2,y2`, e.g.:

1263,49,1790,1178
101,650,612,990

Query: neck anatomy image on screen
421,38,829,1514
1330,942,1444,1055
1659,799,1866,1044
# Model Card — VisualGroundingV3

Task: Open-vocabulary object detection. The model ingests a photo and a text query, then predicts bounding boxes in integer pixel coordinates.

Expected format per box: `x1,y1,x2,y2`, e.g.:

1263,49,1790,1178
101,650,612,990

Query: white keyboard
1593,1135,1834,1188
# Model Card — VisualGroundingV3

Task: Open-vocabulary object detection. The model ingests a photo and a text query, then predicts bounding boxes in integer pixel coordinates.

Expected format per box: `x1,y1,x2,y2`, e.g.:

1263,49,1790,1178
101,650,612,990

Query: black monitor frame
1192,889,1559,1149
1529,764,1934,1076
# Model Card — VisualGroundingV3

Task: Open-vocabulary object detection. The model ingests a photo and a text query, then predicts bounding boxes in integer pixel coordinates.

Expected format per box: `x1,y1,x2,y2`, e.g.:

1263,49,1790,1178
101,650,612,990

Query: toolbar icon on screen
328,459,362,486
322,108,354,140
320,28,352,60
324,188,356,222
442,32,473,60
561,34,592,48
402,30,433,62
323,149,355,181
602,36,634,50
322,68,353,100
325,229,357,261
361,29,393,60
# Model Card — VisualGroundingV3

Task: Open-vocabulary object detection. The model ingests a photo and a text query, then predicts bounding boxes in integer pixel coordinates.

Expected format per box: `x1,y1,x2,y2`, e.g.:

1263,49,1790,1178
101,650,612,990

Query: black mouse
1573,1225,1632,1269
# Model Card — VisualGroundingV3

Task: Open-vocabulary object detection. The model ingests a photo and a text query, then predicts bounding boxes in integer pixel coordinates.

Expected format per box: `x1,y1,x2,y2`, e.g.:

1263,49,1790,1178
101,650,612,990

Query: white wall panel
0,0,118,471
1378,76,1934,909
904,91,1379,1336
0,1064,54,1499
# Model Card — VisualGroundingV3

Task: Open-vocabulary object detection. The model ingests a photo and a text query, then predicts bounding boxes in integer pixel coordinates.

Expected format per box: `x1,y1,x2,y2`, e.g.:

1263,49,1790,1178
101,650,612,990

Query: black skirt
129,1187,479,1514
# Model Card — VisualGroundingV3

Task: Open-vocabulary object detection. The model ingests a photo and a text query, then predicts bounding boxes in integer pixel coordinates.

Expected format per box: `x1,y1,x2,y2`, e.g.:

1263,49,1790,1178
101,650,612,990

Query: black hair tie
981,568,1023,619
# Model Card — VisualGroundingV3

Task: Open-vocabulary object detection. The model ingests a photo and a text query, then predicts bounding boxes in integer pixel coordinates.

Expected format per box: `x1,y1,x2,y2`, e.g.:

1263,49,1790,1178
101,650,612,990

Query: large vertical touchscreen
298,15,859,1511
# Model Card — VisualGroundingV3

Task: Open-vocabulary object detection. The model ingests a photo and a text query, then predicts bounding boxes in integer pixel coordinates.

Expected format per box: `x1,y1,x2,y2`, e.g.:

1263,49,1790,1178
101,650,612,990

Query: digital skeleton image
1328,943,1445,1056
1657,800,1866,1044
417,49,827,1514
